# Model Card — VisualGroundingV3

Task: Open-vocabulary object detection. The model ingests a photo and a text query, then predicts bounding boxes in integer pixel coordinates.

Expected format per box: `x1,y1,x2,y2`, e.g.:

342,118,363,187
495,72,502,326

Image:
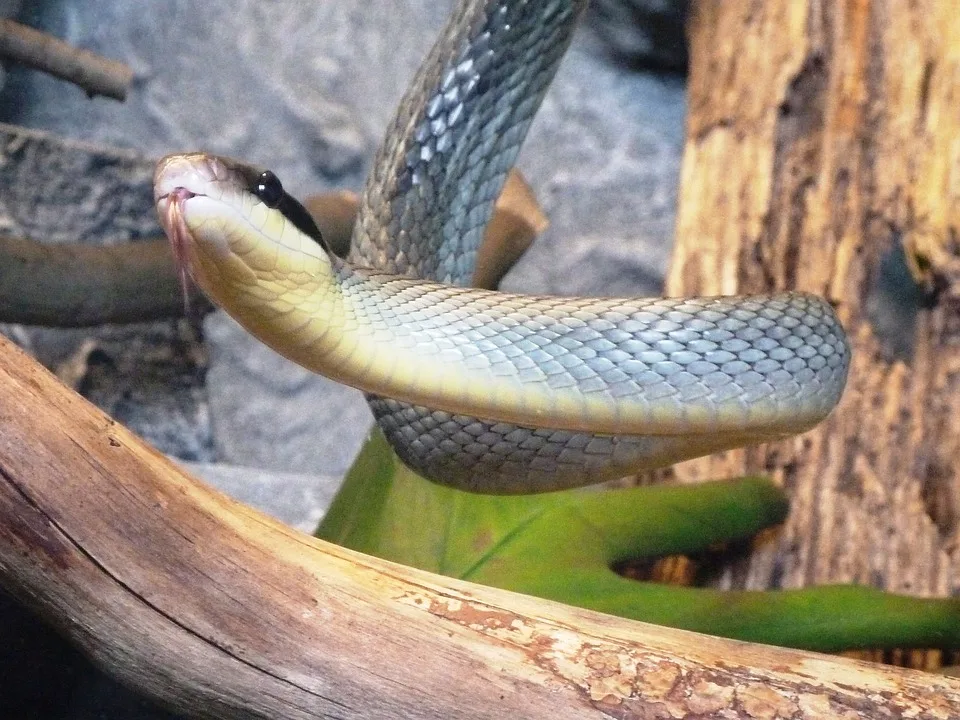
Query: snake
153,0,850,494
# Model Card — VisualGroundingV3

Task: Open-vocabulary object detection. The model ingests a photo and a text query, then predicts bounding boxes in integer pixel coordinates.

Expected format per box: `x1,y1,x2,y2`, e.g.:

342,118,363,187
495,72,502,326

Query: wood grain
1,334,957,718
660,0,960,661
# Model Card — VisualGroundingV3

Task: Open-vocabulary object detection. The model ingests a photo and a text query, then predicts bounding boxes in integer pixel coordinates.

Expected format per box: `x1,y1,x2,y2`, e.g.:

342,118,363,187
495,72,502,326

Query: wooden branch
0,191,359,327
0,19,133,101
660,0,960,651
471,169,548,290
0,235,209,326
0,335,957,718
0,169,539,327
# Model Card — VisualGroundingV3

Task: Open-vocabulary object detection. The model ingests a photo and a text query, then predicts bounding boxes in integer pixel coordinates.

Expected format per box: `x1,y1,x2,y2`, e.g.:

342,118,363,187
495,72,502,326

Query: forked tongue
164,188,195,313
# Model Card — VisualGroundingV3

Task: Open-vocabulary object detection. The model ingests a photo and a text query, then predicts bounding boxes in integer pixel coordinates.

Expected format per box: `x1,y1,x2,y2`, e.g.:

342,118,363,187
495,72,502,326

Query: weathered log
658,0,960,667
0,333,957,718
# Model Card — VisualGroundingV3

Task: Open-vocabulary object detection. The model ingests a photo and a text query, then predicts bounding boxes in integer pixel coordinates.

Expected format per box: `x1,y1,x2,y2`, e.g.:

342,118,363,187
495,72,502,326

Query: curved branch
0,334,955,718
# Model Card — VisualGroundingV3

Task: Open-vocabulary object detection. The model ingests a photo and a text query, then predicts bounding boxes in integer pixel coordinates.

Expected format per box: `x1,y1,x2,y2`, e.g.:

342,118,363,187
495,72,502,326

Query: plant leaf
317,429,960,651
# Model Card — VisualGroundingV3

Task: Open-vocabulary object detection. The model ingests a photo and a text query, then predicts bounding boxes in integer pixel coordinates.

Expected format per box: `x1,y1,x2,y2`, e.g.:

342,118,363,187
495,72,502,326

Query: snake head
154,153,334,312
154,153,236,304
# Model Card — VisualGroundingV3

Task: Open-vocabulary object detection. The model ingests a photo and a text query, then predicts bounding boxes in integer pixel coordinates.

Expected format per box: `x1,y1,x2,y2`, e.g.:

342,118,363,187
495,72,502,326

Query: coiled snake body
154,0,850,493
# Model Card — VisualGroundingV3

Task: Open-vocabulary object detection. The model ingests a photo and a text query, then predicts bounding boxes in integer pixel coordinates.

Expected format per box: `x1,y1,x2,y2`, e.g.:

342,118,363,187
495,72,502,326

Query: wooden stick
0,235,209,326
0,334,956,718
0,170,539,327
0,19,133,101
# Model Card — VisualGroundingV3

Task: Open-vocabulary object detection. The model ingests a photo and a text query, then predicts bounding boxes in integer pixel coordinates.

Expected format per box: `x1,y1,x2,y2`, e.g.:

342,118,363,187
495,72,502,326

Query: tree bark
661,0,960,665
1,333,958,718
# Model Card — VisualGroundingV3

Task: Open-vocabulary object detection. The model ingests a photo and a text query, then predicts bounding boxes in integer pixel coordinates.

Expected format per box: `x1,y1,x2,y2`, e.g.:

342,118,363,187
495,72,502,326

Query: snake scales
154,0,850,493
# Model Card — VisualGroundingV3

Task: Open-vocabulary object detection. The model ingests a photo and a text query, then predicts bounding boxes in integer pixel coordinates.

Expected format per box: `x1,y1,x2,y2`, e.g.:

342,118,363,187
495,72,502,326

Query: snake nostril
170,187,197,202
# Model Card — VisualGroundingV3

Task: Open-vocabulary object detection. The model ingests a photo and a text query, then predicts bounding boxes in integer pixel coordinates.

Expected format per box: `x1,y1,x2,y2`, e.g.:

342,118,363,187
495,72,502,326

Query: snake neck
350,0,588,285
188,222,352,368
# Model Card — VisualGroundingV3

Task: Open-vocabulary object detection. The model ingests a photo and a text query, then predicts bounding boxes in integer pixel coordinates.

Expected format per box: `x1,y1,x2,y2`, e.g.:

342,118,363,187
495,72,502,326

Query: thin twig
0,19,133,101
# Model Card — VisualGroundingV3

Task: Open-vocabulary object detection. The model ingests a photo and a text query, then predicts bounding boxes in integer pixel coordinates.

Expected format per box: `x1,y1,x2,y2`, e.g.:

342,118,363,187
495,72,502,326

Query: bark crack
0,463,353,718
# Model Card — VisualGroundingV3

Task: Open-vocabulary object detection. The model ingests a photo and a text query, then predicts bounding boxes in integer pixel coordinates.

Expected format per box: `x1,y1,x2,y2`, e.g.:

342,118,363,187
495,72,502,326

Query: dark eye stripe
276,193,329,250
249,170,328,251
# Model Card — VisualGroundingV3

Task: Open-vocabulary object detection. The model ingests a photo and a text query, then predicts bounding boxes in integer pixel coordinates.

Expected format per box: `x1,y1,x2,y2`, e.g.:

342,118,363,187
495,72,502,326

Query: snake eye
254,170,284,208
247,167,329,251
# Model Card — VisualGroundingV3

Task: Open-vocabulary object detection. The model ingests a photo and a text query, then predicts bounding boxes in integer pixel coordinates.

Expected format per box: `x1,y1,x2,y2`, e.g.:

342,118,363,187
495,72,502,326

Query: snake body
154,0,850,493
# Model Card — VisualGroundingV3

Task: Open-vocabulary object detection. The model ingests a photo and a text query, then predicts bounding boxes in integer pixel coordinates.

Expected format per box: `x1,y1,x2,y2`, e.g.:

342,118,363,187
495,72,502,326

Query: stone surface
183,460,340,534
0,1,686,717
586,0,689,71
203,311,374,478
0,125,214,461
0,123,157,243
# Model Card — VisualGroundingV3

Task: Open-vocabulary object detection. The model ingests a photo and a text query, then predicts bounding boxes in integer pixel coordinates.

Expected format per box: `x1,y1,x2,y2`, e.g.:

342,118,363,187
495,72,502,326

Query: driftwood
655,0,960,670
0,334,957,719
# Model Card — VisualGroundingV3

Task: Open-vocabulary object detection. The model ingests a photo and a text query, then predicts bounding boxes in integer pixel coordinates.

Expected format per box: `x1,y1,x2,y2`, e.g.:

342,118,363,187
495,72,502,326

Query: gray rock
182,460,340,534
0,123,156,244
71,321,214,462
504,46,684,297
0,125,213,461
203,310,373,479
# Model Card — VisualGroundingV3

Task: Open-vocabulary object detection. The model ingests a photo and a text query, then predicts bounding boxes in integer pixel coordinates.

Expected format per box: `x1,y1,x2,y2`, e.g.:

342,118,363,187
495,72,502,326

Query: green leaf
317,429,960,652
